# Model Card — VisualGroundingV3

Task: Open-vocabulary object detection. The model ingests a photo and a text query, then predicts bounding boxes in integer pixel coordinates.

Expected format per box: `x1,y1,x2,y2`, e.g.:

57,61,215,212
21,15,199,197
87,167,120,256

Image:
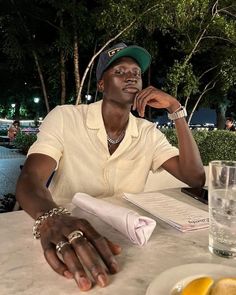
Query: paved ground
0,146,26,196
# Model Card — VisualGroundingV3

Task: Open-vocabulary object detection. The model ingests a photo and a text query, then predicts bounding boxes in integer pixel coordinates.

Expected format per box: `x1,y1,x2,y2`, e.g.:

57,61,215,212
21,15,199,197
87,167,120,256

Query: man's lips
122,86,140,94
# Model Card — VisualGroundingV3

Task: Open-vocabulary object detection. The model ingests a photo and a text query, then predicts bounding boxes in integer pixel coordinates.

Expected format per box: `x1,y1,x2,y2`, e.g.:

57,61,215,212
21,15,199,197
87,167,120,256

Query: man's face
226,120,233,127
98,57,143,105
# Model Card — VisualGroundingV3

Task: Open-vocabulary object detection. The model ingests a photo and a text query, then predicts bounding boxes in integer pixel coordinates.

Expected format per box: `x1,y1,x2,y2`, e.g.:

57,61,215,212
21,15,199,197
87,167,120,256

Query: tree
157,0,236,127
1,0,50,113
0,0,235,125
90,0,236,126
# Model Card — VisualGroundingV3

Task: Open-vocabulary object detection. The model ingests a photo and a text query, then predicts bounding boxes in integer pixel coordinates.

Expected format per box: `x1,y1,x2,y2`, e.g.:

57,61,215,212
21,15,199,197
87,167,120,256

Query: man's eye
115,69,125,75
133,71,141,77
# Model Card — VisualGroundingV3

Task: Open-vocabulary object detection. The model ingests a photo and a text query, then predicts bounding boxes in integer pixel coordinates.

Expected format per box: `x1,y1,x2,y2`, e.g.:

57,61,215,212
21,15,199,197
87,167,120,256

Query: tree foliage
0,0,235,126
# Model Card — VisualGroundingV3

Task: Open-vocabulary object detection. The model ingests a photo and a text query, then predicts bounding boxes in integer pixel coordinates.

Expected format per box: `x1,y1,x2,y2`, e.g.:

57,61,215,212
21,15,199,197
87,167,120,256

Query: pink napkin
72,193,156,246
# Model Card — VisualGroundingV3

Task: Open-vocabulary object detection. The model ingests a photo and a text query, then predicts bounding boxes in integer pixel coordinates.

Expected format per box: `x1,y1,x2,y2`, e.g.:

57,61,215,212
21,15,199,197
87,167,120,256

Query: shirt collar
86,100,139,138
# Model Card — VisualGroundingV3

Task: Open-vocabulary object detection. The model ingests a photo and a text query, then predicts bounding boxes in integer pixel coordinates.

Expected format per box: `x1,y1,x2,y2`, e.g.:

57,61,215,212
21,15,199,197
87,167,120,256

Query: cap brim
107,45,151,73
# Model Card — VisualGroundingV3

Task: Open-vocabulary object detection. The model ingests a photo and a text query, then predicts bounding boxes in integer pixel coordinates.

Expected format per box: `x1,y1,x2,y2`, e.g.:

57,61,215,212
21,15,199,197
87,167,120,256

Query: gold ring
67,230,84,244
56,241,70,254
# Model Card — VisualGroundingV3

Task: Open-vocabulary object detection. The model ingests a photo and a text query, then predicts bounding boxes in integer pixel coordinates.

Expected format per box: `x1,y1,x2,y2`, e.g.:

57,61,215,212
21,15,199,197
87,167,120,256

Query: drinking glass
208,160,236,258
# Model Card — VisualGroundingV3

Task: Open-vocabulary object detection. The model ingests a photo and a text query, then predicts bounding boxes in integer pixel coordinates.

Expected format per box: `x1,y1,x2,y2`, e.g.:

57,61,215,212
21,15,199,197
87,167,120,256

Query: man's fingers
73,219,120,274
135,87,154,117
42,239,92,291
105,238,122,255
43,243,72,278
41,217,120,291
61,245,93,291
92,236,120,274
71,236,109,288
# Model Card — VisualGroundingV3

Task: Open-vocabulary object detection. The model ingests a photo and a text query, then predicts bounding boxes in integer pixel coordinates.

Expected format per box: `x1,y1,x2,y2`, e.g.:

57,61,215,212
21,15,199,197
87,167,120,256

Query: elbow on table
184,168,206,188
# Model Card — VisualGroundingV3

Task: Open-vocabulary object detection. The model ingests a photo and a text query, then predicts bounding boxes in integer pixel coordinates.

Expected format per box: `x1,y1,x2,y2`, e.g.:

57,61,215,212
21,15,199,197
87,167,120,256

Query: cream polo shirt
28,100,179,205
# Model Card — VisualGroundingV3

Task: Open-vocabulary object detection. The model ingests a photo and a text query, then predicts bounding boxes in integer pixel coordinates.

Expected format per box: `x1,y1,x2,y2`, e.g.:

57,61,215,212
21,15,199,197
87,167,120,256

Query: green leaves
164,61,199,100
162,128,236,165
14,132,37,154
0,0,235,122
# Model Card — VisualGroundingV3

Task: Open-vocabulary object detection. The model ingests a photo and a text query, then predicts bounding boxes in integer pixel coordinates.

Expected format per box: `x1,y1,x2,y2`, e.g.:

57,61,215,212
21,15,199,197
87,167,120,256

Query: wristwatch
168,106,187,121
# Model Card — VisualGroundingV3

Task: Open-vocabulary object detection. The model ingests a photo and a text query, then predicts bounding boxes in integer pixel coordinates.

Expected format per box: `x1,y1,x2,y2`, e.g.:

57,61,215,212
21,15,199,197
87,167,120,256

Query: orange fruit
181,276,214,295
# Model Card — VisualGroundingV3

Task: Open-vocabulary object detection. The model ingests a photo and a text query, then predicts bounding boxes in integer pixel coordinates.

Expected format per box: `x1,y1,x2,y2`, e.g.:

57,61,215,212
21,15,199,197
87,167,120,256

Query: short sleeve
151,130,179,172
27,106,64,168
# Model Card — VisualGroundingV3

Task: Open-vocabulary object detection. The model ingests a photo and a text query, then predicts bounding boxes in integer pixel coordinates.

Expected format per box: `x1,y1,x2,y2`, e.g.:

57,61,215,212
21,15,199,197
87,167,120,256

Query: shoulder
129,114,168,145
44,104,89,121
52,104,88,114
134,115,163,136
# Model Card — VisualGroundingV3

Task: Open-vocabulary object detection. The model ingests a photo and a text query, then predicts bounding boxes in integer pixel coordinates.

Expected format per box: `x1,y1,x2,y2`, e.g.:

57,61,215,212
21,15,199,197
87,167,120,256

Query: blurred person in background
225,117,235,132
7,120,21,141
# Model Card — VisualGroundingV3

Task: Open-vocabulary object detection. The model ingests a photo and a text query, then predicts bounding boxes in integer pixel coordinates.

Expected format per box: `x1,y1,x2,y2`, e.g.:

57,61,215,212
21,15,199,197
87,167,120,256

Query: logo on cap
107,46,124,57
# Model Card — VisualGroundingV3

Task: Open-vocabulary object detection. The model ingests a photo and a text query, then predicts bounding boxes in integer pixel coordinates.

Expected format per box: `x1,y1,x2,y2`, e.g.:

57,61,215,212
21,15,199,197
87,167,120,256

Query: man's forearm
174,117,205,186
16,173,58,219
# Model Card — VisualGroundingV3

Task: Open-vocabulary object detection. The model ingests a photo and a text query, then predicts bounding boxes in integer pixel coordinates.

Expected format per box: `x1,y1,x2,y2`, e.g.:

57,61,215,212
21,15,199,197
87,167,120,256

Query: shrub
0,130,7,136
11,128,236,164
161,128,178,146
13,132,37,154
161,128,236,166
200,130,236,164
0,193,16,213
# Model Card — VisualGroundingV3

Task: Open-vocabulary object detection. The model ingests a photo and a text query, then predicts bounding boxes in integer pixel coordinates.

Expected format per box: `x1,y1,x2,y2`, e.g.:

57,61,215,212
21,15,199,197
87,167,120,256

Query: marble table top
0,189,235,295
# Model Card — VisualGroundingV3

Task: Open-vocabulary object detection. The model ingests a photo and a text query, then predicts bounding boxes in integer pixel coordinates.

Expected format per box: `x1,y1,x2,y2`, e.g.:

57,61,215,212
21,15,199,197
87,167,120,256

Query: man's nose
125,71,137,82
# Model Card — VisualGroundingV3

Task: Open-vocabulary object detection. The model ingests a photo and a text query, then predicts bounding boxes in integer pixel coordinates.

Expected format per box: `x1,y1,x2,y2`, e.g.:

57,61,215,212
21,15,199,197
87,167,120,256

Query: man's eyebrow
113,64,141,70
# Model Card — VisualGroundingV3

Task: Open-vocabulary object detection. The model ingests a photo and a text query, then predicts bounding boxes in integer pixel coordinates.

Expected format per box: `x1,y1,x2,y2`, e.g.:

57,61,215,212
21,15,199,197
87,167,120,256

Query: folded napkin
72,193,156,246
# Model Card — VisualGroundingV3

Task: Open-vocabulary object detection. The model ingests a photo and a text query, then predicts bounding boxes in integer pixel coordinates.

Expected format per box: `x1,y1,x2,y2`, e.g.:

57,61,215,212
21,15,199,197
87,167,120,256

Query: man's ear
97,80,104,93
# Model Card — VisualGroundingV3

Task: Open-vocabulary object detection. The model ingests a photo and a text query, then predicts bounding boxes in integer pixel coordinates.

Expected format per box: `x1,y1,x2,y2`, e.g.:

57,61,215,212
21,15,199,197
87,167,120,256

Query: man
16,43,205,291
225,117,235,131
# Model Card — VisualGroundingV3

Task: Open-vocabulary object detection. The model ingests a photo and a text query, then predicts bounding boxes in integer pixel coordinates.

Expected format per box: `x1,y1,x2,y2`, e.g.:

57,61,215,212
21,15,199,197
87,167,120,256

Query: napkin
72,193,156,246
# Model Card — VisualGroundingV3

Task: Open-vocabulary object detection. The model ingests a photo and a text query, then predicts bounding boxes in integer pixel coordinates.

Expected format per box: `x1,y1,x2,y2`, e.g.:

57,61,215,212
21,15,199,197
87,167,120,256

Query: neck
102,100,130,134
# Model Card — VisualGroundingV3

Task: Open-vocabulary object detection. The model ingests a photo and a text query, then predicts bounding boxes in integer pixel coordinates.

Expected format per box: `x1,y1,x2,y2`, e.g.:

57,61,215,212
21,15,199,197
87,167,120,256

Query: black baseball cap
96,42,151,81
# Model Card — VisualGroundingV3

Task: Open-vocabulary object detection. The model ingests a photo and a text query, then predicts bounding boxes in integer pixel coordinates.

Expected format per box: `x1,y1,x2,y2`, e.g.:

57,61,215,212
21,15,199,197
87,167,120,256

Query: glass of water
208,160,236,258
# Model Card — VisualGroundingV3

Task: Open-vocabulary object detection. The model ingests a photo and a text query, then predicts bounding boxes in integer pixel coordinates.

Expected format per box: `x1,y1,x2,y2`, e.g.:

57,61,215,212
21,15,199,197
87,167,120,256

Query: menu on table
123,191,209,232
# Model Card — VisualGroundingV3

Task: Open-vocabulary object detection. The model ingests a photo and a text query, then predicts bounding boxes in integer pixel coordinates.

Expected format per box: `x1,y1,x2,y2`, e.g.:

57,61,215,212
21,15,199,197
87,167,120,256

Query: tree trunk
60,50,66,105
216,104,227,129
14,99,20,120
73,28,80,100
86,42,97,103
59,14,66,105
72,0,80,100
32,50,50,113
173,3,218,103
10,0,50,113
188,80,216,125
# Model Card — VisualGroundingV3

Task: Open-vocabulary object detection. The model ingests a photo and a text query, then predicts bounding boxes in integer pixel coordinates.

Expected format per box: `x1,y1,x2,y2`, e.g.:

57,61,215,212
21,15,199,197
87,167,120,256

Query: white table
0,189,235,295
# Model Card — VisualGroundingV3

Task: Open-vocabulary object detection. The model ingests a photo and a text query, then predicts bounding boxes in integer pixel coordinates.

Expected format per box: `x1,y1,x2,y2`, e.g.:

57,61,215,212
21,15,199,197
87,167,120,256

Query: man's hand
132,86,180,117
39,214,121,291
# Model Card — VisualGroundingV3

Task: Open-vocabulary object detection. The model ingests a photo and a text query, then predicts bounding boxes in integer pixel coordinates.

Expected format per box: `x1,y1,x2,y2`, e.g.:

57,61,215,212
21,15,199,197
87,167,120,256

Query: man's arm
16,154,120,291
133,86,205,187
161,118,205,187
16,153,58,219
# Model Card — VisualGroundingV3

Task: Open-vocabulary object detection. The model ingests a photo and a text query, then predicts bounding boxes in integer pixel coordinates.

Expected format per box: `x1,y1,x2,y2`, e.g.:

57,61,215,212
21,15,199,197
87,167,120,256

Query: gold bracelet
32,207,71,239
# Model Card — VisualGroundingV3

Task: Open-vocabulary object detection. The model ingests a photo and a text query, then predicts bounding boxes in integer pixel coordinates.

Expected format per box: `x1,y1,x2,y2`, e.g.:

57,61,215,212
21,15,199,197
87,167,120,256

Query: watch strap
168,106,187,121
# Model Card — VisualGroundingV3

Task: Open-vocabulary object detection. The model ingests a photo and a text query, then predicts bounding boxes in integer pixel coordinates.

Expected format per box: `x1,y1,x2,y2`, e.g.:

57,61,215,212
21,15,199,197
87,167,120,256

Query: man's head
226,117,234,127
96,43,151,82
13,120,20,127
